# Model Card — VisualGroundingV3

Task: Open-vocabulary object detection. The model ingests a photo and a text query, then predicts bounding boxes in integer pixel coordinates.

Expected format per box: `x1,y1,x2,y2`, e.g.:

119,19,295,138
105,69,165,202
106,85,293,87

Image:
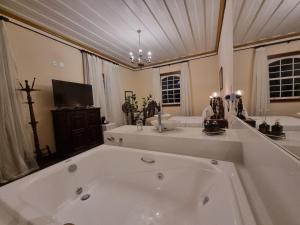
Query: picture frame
124,91,133,100
219,67,223,91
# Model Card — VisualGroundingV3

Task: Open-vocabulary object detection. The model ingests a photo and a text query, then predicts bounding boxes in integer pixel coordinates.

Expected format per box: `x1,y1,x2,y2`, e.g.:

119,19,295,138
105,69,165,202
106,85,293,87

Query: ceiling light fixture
129,29,152,67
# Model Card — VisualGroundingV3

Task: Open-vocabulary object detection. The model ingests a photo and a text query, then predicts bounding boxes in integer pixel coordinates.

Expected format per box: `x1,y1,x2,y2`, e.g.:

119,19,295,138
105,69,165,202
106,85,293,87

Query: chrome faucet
136,112,144,131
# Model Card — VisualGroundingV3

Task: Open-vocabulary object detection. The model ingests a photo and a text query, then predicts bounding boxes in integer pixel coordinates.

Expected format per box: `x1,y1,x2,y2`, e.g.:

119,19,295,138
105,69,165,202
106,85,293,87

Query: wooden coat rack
18,78,50,160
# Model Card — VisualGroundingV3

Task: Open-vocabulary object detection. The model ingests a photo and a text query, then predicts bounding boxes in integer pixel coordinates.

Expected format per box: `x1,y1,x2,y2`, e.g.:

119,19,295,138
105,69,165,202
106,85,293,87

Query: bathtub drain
81,194,90,201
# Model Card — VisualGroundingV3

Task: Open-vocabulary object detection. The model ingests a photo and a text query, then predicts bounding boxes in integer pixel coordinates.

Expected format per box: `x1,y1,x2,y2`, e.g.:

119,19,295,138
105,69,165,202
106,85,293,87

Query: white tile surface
250,116,300,131
232,118,300,225
105,125,242,163
170,116,203,127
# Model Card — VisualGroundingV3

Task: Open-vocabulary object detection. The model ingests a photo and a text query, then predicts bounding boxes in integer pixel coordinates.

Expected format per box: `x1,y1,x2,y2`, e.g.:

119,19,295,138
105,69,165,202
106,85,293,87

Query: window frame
160,71,181,107
268,53,300,102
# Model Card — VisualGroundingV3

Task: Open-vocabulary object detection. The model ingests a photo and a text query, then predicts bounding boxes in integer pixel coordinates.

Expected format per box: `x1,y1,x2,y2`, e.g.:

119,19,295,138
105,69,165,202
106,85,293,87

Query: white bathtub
0,145,255,225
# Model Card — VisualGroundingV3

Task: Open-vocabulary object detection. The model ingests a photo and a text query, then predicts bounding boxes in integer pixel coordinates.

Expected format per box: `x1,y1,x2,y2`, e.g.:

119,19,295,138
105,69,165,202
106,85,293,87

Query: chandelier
129,29,152,67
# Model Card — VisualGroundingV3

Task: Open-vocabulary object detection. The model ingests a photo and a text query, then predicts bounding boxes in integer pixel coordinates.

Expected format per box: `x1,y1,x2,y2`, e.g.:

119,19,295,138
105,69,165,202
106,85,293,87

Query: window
161,72,180,106
268,55,300,100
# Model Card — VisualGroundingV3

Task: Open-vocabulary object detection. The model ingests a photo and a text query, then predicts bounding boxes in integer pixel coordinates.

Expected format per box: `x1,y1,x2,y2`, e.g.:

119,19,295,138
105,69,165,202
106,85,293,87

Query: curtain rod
255,38,300,49
0,15,119,66
150,52,217,69
235,37,300,52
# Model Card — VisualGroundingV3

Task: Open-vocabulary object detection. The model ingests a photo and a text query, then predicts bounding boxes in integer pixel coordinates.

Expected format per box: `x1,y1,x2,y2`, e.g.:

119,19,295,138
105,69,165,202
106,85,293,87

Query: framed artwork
219,67,223,91
124,91,133,100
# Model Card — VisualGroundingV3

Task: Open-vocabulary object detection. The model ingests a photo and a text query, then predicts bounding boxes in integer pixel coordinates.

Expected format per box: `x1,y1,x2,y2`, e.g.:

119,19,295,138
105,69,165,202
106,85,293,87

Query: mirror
233,0,300,160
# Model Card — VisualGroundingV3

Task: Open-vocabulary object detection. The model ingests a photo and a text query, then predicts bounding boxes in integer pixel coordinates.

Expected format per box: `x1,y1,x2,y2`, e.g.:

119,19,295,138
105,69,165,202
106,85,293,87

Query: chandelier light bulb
129,29,152,67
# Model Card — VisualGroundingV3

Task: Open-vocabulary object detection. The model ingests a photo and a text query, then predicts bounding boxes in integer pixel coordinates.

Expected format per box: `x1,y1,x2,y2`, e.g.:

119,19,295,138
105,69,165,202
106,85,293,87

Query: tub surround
104,125,242,162
169,116,203,127
232,118,300,225
0,145,255,225
276,131,300,158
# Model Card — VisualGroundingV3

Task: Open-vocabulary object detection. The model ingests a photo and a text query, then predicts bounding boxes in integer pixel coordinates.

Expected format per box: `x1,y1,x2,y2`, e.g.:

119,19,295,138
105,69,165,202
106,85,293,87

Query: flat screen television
52,79,93,108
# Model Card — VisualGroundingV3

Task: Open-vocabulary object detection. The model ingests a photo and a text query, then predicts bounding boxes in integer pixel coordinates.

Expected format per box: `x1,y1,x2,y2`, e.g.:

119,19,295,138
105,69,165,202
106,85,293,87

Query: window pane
294,58,300,63
281,91,293,97
270,80,280,85
281,64,292,71
294,84,300,90
294,91,300,96
295,63,300,70
161,75,180,105
269,72,280,78
270,92,280,98
282,85,292,91
281,58,293,64
270,86,280,91
282,78,293,84
295,77,300,83
269,66,279,73
295,70,300,76
281,71,292,77
269,61,280,66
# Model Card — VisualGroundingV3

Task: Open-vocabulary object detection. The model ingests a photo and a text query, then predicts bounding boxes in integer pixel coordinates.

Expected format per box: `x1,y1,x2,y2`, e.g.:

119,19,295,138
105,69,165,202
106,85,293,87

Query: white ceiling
233,0,300,47
0,0,221,68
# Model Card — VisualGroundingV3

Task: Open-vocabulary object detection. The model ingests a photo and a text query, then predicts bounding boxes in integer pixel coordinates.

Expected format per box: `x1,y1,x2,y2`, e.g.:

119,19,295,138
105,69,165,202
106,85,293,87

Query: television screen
52,80,93,108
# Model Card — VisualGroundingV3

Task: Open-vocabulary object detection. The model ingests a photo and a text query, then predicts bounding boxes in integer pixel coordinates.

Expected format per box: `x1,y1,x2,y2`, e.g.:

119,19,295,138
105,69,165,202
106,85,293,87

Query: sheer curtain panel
103,61,124,125
0,20,37,183
250,47,270,116
82,52,107,119
180,62,193,116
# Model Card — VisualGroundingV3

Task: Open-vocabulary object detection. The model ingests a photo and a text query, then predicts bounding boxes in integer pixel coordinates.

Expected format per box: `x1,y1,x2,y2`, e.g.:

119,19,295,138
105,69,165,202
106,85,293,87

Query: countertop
105,125,240,143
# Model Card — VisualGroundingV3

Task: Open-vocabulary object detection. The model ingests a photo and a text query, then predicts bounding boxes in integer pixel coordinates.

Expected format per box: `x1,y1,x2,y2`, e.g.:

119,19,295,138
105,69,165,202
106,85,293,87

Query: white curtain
152,68,162,104
0,21,37,183
103,61,124,125
180,62,193,116
82,52,107,119
251,47,270,116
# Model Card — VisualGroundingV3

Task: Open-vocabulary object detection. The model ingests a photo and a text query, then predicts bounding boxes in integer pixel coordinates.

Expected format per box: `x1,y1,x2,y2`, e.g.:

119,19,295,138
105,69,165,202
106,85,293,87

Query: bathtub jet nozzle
68,164,78,173
76,187,83,195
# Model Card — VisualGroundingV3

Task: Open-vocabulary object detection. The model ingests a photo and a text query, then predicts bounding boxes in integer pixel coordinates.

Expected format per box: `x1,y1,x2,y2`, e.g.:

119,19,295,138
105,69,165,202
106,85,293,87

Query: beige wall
7,23,84,152
135,55,219,116
234,40,300,116
6,23,137,152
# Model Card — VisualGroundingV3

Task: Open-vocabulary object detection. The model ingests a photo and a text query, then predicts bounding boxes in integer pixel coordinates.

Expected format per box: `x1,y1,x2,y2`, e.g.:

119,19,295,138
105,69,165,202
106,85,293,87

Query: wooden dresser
52,107,103,158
